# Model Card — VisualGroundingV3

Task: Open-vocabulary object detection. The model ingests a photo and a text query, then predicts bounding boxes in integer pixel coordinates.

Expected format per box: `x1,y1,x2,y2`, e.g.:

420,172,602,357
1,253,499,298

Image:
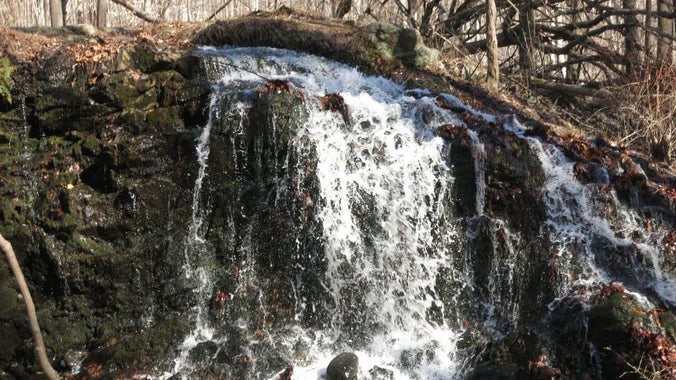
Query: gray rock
67,23,97,36
362,22,440,69
326,352,359,380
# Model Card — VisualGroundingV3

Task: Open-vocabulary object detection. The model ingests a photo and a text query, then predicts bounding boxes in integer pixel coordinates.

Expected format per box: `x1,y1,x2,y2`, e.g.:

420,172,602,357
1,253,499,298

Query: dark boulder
326,352,359,380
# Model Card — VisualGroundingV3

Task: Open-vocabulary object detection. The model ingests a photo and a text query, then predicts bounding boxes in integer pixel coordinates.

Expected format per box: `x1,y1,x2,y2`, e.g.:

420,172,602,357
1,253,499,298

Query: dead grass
193,9,372,69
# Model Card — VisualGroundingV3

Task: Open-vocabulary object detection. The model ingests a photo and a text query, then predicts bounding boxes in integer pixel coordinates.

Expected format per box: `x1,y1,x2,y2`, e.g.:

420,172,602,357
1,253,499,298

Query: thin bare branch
110,0,163,23
0,233,60,380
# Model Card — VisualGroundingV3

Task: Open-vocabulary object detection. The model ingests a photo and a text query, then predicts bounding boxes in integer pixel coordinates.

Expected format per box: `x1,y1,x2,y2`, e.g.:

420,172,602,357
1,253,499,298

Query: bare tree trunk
43,0,50,26
657,0,674,64
565,0,582,82
61,0,67,25
646,0,655,58
0,234,60,380
419,0,442,40
486,0,499,91
49,0,63,26
110,0,163,22
97,0,108,28
332,0,352,19
518,0,535,76
623,0,640,76
207,0,234,20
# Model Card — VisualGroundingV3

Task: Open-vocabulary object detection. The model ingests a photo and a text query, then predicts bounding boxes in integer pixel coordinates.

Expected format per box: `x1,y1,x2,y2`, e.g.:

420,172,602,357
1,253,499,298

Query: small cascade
18,94,41,231
484,220,521,330
171,93,217,376
468,130,486,216
461,213,525,334
532,141,611,286
530,137,676,304
489,115,676,316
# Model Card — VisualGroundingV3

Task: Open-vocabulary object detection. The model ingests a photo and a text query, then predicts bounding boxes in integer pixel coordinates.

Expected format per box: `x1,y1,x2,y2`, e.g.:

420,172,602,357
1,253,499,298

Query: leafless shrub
614,61,676,162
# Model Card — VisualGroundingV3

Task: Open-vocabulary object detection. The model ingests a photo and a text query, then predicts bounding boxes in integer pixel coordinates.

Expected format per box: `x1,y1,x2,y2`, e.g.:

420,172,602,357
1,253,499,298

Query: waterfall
163,46,676,379
161,46,472,379
529,134,676,306
299,75,462,379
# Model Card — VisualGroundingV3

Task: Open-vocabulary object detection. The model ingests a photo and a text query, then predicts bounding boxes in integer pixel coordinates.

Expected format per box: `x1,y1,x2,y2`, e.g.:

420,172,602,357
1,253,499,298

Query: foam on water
298,87,462,380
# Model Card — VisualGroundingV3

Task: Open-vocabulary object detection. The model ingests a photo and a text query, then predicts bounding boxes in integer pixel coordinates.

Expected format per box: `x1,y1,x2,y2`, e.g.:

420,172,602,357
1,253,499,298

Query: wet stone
326,352,359,380
369,365,394,379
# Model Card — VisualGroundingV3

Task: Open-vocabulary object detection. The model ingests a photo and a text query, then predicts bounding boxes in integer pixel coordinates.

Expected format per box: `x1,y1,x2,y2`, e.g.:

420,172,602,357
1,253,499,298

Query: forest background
1,0,675,165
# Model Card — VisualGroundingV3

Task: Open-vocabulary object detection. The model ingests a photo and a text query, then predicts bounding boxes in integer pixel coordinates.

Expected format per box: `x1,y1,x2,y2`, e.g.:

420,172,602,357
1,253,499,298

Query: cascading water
171,92,216,376
164,46,676,379
527,132,676,305
300,74,463,379
165,46,473,379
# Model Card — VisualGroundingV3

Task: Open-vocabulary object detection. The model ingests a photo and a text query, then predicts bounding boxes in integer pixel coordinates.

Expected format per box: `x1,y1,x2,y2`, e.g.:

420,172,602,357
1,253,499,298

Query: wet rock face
435,111,561,378
434,108,676,378
184,85,331,377
0,41,209,374
466,326,550,380
546,284,676,380
438,114,553,329
1,41,330,376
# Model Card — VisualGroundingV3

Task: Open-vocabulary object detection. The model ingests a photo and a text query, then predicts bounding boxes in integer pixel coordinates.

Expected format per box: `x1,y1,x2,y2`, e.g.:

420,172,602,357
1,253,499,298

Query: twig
0,233,60,380
110,0,163,23
206,0,235,21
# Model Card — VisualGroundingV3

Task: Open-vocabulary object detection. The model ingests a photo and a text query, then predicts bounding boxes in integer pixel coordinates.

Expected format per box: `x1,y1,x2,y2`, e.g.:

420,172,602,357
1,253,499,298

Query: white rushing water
170,92,217,377
168,46,470,379
298,68,462,380
507,119,676,307
165,46,676,379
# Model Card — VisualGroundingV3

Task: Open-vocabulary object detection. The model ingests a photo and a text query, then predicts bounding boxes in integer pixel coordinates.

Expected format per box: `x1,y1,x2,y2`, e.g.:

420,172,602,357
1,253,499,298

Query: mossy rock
156,71,210,127
131,43,185,74
0,290,25,370
485,137,547,234
80,151,118,193
0,196,22,226
467,327,547,380
588,291,653,379
89,71,159,110
82,313,189,374
155,71,189,107
42,313,93,360
194,15,371,69
145,106,184,132
660,310,676,342
32,86,99,136
362,22,439,69
590,293,646,339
